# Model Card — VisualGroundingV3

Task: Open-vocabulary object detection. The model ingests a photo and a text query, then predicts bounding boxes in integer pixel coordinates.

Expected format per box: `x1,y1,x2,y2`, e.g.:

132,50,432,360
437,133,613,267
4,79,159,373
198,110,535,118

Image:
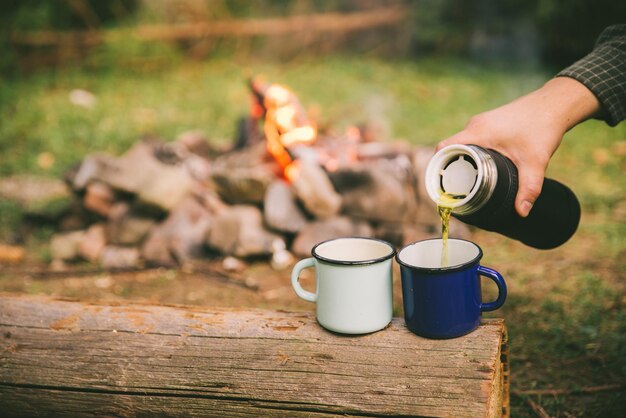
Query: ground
1,223,624,416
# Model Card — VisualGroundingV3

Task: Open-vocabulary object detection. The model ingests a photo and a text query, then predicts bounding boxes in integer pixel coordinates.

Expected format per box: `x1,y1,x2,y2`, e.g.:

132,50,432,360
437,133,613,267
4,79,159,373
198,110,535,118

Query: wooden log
0,295,508,417
9,6,409,47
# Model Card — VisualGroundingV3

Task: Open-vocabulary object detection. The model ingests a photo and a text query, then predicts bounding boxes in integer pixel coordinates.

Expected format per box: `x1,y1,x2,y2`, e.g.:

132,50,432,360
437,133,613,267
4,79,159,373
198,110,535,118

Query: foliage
1,0,624,75
0,0,137,30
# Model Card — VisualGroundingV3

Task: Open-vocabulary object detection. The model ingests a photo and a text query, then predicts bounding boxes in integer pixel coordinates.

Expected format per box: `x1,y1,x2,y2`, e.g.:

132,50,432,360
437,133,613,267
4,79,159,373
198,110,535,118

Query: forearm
529,77,601,134
556,24,626,126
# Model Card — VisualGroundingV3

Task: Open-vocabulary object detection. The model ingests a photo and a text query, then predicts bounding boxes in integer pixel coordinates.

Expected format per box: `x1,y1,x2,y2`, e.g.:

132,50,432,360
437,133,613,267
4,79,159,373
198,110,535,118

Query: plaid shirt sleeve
556,24,626,126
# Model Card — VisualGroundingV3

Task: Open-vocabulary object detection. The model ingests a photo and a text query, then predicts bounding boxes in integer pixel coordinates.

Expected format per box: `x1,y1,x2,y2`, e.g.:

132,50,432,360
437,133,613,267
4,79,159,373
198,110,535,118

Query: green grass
1,54,625,416
0,56,552,177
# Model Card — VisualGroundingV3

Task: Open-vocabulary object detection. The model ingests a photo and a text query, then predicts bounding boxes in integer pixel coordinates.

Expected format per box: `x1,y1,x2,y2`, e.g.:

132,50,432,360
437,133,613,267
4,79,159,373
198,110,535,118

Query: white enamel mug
291,237,395,334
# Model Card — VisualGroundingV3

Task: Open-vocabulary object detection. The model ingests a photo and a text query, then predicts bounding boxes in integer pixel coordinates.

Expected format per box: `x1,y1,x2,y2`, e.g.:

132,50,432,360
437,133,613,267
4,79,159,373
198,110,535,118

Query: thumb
515,165,545,217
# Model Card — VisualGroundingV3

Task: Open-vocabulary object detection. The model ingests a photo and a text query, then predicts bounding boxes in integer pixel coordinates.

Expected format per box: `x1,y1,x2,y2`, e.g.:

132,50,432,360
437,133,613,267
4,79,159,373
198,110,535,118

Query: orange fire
253,80,317,181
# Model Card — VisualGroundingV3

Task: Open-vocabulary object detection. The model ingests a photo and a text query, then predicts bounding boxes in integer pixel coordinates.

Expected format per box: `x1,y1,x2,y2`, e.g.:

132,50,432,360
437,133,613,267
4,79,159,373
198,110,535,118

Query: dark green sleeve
556,24,626,126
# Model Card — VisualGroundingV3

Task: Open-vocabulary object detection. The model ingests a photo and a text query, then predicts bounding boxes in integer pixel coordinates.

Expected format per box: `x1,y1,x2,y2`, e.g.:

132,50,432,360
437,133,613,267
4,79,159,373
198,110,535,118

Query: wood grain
0,295,507,417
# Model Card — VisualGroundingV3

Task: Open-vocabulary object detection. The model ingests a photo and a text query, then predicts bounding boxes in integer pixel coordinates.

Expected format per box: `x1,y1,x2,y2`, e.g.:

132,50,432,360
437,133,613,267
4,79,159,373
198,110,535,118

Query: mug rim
395,238,483,273
311,236,396,266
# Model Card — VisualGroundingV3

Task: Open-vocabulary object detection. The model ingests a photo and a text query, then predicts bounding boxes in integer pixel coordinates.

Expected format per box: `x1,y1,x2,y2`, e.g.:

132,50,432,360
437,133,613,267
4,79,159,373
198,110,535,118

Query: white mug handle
291,258,318,302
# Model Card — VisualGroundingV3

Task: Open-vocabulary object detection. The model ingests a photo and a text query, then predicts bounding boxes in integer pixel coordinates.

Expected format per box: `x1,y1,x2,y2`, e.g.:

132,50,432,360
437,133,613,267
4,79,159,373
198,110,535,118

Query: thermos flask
424,144,581,249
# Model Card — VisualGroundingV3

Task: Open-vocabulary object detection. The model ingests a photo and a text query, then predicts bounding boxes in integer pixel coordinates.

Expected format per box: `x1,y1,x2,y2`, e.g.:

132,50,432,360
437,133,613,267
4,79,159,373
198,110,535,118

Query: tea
437,193,465,267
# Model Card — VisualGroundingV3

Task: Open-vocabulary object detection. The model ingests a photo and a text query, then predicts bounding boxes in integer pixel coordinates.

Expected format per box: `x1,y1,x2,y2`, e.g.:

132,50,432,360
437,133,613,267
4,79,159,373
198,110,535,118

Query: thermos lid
425,144,487,209
441,155,477,196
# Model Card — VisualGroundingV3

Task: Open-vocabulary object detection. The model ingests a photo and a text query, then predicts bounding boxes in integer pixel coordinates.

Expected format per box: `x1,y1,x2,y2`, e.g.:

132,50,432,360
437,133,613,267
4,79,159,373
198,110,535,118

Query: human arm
557,24,626,127
437,25,625,218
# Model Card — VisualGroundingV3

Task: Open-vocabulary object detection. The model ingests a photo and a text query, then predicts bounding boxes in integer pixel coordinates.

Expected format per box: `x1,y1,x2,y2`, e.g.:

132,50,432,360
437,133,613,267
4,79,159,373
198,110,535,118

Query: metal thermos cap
425,144,497,214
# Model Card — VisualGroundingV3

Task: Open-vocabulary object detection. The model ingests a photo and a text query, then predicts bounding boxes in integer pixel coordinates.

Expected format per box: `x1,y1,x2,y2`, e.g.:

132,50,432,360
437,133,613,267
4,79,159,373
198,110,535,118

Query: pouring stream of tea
437,193,466,267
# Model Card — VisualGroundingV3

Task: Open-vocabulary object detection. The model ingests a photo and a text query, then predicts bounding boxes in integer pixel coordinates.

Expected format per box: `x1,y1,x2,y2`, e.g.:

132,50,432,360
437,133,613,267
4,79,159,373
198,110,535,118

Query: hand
437,77,600,217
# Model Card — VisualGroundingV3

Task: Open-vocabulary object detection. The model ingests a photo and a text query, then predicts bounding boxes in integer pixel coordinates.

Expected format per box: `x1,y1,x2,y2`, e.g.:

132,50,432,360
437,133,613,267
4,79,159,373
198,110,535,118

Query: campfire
49,78,470,270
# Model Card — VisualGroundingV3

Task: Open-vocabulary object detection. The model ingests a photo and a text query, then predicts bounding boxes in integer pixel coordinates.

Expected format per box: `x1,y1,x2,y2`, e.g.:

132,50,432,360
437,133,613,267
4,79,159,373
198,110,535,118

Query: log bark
10,7,409,47
0,295,508,417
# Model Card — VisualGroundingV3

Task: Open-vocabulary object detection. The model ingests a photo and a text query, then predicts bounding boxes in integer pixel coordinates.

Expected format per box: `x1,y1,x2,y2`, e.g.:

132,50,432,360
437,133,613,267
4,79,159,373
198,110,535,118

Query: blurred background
0,1,625,416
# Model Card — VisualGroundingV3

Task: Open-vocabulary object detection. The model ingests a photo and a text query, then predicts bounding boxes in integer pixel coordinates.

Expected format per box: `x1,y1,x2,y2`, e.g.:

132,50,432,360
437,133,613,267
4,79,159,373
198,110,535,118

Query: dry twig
513,383,624,397
524,397,551,418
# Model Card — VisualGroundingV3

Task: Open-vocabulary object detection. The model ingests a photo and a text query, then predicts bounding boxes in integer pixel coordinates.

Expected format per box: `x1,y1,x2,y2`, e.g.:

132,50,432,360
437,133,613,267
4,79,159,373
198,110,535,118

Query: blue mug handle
477,265,507,312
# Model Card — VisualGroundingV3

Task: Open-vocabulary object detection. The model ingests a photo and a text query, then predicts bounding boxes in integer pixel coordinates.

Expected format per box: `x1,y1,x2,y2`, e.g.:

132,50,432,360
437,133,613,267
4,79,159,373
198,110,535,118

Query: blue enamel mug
396,238,507,339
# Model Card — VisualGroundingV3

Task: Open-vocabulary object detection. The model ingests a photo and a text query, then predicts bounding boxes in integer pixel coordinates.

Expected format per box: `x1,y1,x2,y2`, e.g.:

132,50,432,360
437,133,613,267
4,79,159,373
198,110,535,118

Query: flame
280,126,316,147
258,81,317,181
284,160,301,183
264,120,293,170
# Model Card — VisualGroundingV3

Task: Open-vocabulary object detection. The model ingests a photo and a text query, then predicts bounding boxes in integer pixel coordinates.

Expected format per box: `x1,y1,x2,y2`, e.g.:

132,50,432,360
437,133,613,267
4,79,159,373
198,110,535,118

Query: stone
194,189,229,214
291,160,342,219
263,179,308,233
100,246,140,269
207,205,282,257
58,205,97,232
84,182,115,217
141,196,214,266
176,130,213,158
291,216,373,257
271,248,295,270
270,238,295,270
213,141,269,168
71,153,128,191
78,223,107,263
49,258,68,272
69,89,97,108
137,164,195,211
210,142,277,204
328,163,408,222
374,222,409,246
0,175,72,219
106,203,155,246
356,141,412,159
211,165,276,204
222,256,247,272
71,142,194,211
50,230,86,261
182,155,212,183
140,230,175,267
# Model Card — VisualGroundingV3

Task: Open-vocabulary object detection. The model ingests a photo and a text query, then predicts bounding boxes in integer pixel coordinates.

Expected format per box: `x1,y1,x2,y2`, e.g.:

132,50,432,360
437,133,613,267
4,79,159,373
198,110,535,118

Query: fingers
515,165,545,217
437,113,550,218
